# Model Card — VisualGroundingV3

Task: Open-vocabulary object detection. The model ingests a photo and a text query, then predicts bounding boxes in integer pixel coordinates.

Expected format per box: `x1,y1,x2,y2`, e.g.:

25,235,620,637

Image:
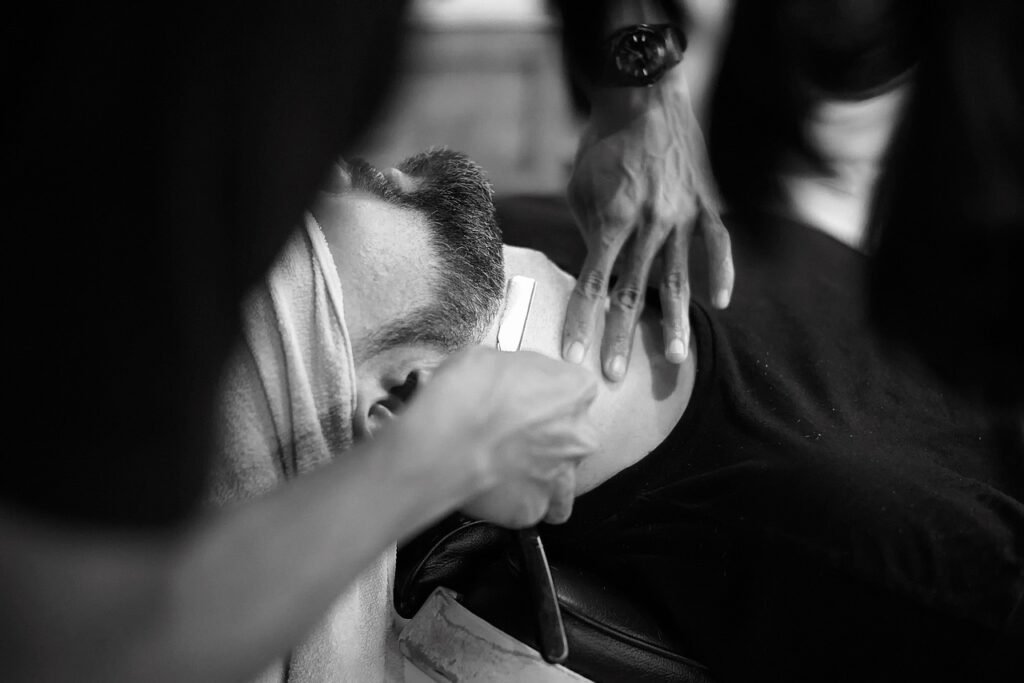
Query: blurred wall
352,0,581,195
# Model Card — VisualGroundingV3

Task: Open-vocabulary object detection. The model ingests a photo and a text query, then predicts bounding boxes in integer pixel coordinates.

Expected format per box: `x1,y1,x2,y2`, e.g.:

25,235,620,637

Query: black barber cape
542,218,1024,683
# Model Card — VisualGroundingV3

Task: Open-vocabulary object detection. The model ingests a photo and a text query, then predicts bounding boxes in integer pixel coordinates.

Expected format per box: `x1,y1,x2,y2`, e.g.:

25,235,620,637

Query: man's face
312,151,503,440
315,188,447,440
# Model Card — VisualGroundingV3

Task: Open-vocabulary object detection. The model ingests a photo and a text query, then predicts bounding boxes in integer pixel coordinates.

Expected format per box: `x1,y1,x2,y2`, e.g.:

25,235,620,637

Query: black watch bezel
601,23,687,88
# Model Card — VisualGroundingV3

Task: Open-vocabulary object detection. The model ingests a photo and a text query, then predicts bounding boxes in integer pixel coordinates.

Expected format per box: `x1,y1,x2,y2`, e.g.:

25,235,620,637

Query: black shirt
543,219,1024,682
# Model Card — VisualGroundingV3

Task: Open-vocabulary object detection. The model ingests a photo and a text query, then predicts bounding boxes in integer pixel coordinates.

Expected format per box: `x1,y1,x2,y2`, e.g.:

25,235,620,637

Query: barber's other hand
461,462,579,528
562,78,734,382
399,347,599,528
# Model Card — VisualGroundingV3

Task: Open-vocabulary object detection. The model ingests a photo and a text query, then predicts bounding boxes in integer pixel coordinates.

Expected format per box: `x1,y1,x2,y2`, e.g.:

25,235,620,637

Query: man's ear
384,369,420,408
363,369,422,439
356,347,448,442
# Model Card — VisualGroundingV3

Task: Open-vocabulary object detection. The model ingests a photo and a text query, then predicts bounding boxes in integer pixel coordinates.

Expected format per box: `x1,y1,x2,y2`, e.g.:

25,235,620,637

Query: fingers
700,198,734,309
659,223,693,363
530,409,599,463
543,464,577,525
561,239,622,366
540,413,594,525
600,225,666,381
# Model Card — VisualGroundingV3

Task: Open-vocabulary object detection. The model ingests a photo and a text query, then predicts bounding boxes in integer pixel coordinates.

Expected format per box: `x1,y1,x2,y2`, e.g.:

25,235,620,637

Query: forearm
0,426,484,683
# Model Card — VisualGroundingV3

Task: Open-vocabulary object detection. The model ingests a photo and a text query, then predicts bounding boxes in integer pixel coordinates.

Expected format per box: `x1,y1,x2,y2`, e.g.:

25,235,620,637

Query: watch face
612,26,672,86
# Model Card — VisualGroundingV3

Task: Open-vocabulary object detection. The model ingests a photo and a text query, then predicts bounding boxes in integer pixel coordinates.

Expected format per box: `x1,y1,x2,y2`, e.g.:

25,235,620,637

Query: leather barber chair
396,514,717,682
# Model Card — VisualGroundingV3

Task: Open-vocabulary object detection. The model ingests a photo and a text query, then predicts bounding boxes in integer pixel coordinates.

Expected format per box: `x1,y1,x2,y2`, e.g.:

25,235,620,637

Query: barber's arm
0,348,597,683
553,0,734,381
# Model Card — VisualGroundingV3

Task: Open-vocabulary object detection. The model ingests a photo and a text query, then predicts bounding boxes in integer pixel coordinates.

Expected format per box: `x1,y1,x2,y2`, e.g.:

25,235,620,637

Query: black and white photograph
4,1,1022,681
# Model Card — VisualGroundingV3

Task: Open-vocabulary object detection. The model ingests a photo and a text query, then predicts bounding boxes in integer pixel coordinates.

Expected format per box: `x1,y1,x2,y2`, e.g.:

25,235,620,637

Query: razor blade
496,275,536,353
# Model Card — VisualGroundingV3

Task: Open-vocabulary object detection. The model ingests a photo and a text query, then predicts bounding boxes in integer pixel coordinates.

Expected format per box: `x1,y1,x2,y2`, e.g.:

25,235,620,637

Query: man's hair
338,149,504,355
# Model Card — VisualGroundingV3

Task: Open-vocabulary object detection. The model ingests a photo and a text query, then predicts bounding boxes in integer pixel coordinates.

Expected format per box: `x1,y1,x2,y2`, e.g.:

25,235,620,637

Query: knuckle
649,203,679,230
596,225,628,252
661,271,690,298
575,269,608,299
611,285,644,312
665,189,697,219
600,197,635,228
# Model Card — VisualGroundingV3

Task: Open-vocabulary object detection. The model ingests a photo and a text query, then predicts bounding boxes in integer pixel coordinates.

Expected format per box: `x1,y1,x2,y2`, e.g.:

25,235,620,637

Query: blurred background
350,0,898,253
351,0,582,195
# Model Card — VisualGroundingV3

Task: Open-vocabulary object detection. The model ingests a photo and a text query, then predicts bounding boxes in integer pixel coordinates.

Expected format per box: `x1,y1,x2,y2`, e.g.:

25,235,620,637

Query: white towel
213,214,400,682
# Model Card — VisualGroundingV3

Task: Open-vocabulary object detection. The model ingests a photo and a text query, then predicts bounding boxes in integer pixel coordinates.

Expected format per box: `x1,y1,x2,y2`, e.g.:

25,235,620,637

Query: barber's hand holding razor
562,77,734,382
400,347,599,528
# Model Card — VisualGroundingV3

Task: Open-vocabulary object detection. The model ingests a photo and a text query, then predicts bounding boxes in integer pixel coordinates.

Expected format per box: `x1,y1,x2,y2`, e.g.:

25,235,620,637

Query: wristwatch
601,23,687,87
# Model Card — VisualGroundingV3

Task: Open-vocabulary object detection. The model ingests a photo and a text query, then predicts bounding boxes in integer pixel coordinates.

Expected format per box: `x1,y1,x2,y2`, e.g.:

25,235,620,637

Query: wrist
586,68,688,136
584,2,688,133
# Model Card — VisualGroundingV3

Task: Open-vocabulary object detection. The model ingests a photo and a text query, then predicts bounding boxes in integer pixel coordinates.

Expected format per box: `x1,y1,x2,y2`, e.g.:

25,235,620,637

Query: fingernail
666,338,687,363
714,289,731,309
607,355,626,380
566,341,585,365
